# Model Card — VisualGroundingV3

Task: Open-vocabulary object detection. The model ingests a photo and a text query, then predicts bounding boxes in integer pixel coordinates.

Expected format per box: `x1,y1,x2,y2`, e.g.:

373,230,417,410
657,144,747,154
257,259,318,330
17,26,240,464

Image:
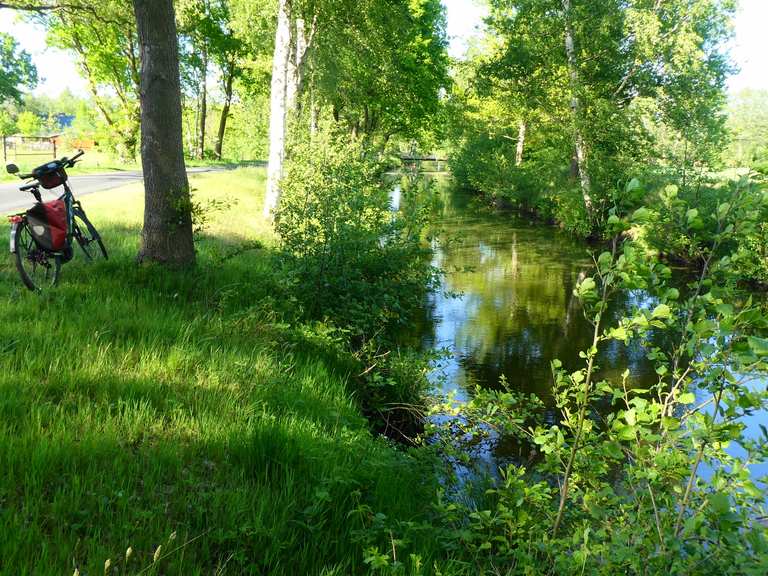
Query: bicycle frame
60,182,77,253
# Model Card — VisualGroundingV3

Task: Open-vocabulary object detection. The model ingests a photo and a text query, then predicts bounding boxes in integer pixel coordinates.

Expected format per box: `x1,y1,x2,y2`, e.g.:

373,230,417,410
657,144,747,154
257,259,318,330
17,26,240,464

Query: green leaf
604,441,623,459
663,184,678,199
651,304,671,320
616,425,637,441
597,251,612,268
678,392,696,404
665,288,680,301
708,492,730,515
715,303,734,316
748,336,768,356
625,178,641,194
686,208,699,223
631,207,650,222
662,417,681,431
609,326,628,342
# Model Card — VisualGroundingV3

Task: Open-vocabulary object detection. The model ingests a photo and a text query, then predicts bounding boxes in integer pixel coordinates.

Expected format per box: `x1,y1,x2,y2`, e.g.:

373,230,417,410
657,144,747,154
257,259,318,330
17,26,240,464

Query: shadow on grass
0,223,439,575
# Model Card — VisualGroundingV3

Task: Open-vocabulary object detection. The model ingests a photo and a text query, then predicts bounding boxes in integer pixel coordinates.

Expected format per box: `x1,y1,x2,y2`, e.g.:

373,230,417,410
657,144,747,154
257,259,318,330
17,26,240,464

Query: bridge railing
399,155,449,172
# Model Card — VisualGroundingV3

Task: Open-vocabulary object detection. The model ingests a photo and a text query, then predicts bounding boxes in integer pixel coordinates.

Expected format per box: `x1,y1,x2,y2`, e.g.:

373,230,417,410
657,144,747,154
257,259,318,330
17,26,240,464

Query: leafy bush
639,174,768,286
275,134,439,430
275,133,437,342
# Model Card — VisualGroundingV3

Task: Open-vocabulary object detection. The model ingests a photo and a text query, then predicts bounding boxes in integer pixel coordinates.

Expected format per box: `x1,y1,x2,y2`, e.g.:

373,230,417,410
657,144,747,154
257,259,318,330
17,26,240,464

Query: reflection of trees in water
430,204,658,405
416,184,681,472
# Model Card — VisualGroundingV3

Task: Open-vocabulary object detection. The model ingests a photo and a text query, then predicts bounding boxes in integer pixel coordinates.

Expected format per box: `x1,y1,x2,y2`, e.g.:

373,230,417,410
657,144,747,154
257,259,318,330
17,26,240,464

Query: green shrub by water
275,135,439,435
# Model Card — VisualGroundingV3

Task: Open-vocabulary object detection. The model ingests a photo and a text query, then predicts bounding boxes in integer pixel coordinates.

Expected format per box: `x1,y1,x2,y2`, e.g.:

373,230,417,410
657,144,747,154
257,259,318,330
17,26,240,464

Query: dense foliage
0,31,37,103
725,89,768,174
448,0,735,237
275,132,438,436
2,0,767,574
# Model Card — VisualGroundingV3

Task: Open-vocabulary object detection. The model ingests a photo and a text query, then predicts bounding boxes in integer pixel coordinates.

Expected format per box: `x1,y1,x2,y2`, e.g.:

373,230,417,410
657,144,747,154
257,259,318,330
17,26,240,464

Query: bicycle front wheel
13,220,61,291
72,207,108,261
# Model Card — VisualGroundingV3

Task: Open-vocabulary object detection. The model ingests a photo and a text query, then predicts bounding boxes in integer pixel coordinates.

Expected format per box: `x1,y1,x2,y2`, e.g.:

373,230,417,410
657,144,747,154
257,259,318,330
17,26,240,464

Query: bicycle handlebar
68,150,85,165
15,149,85,181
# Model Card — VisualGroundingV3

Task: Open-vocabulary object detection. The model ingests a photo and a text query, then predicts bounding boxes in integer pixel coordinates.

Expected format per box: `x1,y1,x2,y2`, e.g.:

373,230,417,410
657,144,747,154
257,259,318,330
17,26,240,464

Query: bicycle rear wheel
72,206,108,261
13,220,61,291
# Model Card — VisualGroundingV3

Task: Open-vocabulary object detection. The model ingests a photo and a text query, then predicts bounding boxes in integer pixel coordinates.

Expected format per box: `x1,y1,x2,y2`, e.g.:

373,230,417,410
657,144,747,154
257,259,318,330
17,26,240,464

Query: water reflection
422,184,657,406
416,179,766,485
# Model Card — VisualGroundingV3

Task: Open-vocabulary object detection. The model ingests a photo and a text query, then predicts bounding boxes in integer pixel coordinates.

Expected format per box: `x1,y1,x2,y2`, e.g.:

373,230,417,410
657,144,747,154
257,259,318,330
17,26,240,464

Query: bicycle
6,150,107,291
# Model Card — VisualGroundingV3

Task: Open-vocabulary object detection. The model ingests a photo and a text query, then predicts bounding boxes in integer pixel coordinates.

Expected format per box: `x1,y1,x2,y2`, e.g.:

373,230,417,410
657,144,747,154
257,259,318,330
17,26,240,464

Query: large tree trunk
263,0,291,219
515,119,526,166
198,48,208,159
215,60,235,160
562,0,593,213
133,0,195,266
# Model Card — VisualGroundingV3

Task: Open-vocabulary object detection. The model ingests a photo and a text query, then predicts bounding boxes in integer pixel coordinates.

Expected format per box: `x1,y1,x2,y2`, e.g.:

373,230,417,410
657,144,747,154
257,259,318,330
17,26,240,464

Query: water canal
414,178,767,483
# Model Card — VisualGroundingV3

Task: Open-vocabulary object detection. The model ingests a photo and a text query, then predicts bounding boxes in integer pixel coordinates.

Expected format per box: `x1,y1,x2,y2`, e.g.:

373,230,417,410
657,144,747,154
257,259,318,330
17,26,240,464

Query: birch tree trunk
198,48,208,160
561,0,593,213
285,18,305,116
515,119,526,166
310,88,319,137
133,0,195,265
263,0,292,219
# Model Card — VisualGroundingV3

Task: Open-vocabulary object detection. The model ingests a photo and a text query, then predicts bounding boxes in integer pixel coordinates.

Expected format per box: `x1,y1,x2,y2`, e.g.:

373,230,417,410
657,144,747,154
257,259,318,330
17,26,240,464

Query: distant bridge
399,155,449,172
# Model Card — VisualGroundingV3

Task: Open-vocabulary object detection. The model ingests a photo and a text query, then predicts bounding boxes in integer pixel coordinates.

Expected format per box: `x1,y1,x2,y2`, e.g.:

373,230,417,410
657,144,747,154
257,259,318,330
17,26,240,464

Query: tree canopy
0,31,37,103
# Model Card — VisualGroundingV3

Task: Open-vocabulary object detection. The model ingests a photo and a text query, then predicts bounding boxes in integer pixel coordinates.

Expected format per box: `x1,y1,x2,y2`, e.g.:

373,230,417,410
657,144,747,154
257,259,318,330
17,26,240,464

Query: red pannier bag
26,200,67,251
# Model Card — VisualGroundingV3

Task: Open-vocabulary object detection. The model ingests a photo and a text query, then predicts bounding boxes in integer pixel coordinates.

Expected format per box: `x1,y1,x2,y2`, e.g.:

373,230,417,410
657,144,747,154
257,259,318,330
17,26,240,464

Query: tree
311,0,449,143
133,0,195,266
0,32,37,103
43,1,140,160
452,0,735,233
262,0,292,219
561,0,592,213
16,110,42,135
178,0,245,160
725,89,768,167
259,0,449,218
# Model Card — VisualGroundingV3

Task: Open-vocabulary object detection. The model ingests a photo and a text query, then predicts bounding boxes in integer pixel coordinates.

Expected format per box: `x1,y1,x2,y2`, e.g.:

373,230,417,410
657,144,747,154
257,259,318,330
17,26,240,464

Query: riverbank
0,168,441,574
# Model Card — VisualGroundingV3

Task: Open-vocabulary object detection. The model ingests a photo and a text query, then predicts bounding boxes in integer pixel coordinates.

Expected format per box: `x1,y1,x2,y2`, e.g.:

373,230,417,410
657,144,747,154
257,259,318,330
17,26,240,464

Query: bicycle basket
26,200,67,251
33,164,67,189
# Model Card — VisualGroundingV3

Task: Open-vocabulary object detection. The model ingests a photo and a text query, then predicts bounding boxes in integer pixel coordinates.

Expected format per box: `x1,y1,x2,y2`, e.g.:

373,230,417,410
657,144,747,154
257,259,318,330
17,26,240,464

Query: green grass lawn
0,168,437,575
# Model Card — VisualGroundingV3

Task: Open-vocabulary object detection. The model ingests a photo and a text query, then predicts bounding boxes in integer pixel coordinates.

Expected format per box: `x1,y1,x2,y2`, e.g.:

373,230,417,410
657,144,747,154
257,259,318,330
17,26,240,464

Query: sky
0,0,766,98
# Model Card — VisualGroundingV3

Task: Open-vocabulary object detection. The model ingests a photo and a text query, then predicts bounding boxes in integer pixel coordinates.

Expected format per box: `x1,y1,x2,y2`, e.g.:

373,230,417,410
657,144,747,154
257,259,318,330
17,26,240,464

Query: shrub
274,133,439,432
275,133,437,343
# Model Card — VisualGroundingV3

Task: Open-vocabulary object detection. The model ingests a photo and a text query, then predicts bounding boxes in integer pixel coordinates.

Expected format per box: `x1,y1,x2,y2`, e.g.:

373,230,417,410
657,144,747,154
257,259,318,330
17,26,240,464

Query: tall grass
0,168,437,574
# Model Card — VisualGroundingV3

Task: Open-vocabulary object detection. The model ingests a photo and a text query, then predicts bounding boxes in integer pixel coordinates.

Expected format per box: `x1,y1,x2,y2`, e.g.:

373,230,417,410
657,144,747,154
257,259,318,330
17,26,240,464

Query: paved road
0,167,222,213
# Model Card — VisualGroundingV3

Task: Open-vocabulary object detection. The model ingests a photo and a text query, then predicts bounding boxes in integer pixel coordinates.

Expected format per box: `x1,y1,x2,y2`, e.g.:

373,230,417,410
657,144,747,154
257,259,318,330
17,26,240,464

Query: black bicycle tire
14,220,61,291
72,207,108,261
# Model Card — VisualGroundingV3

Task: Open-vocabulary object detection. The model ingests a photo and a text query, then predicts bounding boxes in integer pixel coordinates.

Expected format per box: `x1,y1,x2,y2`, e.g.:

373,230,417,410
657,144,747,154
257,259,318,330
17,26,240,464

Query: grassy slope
0,168,436,575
